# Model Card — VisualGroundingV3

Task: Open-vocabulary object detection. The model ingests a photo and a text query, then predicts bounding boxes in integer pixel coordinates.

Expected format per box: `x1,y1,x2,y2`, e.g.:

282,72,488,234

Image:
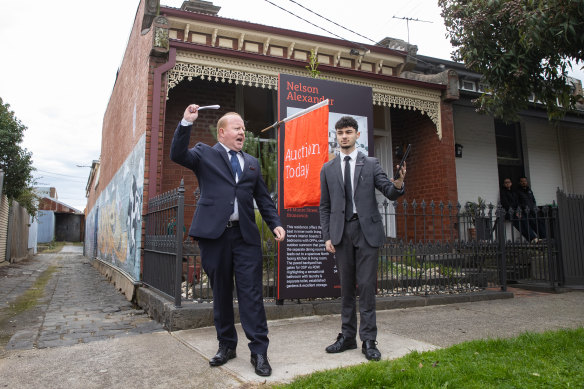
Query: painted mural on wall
86,134,145,280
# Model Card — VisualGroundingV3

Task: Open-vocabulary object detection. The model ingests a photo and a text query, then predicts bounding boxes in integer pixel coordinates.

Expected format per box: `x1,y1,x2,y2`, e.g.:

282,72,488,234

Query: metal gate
557,189,584,286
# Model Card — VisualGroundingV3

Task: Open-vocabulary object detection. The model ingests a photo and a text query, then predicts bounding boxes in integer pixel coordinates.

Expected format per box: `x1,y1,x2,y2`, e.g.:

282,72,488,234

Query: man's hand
390,161,406,189
325,240,335,253
183,104,199,123
273,226,286,242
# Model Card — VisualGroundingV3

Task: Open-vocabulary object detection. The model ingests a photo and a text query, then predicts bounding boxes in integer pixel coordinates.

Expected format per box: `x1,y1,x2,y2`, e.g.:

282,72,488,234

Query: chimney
180,1,221,15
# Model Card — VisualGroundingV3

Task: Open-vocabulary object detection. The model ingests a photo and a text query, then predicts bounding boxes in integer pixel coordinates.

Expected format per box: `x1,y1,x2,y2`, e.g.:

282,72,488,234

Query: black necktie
344,156,353,221
229,150,242,180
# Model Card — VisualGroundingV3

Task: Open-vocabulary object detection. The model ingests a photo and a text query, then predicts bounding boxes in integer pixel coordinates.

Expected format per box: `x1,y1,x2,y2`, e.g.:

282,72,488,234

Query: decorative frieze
168,62,278,90
167,51,442,138
373,92,442,139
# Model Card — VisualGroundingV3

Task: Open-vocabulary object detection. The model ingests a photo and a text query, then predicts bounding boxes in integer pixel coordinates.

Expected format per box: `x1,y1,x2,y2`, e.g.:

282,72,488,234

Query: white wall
522,117,564,205
28,216,38,254
565,125,584,194
453,105,500,207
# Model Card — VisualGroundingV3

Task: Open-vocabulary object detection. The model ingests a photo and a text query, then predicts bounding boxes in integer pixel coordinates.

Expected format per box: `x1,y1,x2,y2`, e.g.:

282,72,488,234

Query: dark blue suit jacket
170,124,281,245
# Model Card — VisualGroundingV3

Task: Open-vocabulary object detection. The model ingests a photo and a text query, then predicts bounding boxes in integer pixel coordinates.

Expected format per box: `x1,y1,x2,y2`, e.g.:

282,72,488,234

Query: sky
1,0,582,212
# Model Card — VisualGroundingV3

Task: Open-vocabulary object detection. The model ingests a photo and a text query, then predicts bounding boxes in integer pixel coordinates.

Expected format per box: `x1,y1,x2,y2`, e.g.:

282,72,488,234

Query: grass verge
0,265,58,349
4,265,57,315
277,327,584,388
38,241,67,253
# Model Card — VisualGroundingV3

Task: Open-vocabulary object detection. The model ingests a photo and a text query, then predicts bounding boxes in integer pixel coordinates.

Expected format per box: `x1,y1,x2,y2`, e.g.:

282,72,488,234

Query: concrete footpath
1,246,583,388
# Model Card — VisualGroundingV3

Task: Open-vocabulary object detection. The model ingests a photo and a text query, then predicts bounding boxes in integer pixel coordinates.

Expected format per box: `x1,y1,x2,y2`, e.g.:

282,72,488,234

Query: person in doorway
170,104,285,377
517,177,546,241
319,116,406,361
500,178,538,242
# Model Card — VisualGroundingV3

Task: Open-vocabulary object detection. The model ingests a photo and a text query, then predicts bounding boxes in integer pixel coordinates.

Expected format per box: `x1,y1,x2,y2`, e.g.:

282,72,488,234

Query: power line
263,0,352,43
35,169,87,179
286,0,377,46
33,174,87,184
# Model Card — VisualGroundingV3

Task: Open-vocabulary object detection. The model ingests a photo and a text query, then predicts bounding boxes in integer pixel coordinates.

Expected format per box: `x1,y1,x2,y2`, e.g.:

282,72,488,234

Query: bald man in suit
170,104,285,376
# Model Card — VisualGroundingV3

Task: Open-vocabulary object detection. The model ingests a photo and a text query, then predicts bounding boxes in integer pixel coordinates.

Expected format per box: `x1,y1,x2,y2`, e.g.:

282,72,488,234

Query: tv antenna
392,16,432,44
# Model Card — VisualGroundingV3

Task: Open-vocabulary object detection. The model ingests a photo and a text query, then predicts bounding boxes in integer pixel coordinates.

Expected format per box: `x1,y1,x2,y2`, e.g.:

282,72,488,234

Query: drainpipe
149,47,176,199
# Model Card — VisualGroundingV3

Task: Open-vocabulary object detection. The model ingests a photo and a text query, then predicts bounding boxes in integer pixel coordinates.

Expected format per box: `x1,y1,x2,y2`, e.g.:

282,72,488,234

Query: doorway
373,105,396,237
495,119,525,187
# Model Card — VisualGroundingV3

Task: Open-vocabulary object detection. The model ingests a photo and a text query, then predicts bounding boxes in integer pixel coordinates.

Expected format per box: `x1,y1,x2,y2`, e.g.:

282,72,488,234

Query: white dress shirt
219,142,243,221
340,149,359,214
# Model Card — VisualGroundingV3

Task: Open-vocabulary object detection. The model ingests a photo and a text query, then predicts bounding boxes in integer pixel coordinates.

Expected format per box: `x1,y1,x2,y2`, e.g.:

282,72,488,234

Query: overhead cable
286,0,378,46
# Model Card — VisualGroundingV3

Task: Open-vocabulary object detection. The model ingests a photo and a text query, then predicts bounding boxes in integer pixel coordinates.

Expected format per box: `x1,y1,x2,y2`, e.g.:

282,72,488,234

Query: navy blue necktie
229,150,242,180
344,156,353,221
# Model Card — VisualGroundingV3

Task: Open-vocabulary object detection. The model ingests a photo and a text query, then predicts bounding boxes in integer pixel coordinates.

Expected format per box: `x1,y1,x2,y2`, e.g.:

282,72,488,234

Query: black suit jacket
170,124,281,245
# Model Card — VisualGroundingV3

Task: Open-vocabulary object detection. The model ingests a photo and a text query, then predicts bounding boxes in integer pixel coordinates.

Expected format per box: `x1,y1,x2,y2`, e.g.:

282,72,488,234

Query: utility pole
392,16,432,44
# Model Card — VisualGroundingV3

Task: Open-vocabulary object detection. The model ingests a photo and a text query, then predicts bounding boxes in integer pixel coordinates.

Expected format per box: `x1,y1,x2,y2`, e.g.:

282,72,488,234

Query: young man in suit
319,116,405,361
170,104,285,376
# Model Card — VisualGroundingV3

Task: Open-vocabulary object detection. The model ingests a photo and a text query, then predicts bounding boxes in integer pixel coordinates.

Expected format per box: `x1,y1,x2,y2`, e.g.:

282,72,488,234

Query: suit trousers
197,226,269,354
335,218,378,341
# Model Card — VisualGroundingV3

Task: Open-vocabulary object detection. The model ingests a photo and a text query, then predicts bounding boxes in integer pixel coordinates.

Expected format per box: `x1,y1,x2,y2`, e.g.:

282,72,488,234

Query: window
461,79,476,91
495,120,522,165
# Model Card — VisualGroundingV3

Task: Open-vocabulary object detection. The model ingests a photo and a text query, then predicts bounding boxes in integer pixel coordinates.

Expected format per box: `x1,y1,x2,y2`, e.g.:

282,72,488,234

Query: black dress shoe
325,333,357,353
209,345,236,366
362,340,381,361
250,353,272,376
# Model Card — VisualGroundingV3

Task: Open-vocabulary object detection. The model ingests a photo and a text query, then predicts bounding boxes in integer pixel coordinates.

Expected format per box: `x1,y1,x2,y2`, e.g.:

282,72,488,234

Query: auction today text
284,143,321,179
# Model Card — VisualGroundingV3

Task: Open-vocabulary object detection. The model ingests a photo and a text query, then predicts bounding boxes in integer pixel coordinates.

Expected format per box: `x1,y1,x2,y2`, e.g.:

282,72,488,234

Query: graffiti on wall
86,134,145,280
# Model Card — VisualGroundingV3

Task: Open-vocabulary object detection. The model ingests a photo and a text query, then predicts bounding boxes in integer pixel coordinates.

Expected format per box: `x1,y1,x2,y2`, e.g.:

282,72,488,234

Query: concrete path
1,245,583,388
173,288,584,385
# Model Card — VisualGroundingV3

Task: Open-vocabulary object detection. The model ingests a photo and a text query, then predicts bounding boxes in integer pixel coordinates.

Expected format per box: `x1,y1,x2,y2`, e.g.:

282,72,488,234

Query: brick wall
86,0,152,214
391,102,458,241
39,198,79,213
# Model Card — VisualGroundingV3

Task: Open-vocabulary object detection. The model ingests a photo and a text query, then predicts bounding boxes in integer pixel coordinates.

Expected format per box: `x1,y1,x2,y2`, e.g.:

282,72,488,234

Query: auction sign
277,73,373,300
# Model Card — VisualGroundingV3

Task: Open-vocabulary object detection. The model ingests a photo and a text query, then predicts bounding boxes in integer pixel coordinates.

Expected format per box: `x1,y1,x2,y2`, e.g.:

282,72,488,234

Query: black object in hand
393,144,411,180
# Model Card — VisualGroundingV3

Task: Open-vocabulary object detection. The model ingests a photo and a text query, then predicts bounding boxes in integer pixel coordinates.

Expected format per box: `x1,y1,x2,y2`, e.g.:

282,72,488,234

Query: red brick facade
86,0,152,215
391,107,457,205
86,0,460,269
391,103,458,240
38,198,80,214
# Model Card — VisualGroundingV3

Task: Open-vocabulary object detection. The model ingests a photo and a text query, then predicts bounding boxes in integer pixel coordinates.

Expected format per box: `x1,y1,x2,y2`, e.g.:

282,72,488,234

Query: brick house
84,0,460,285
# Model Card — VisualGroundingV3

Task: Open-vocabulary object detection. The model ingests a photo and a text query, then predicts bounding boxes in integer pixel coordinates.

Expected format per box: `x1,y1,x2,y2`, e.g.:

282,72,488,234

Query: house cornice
169,40,446,91
168,47,445,138
161,6,406,58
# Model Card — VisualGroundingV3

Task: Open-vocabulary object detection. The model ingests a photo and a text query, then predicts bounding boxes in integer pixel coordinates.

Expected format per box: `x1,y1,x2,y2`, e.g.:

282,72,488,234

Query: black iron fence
142,183,184,307
143,182,575,307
